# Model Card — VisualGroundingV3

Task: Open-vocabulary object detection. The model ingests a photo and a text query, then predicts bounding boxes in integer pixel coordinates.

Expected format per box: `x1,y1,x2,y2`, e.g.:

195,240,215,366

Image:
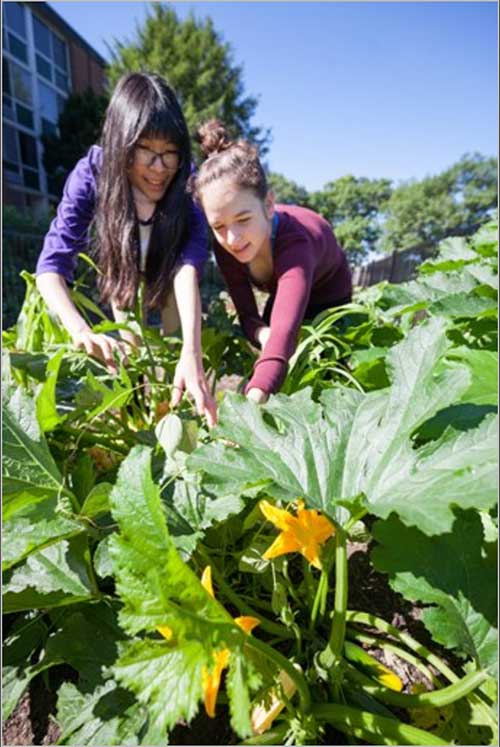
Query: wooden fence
351,243,437,288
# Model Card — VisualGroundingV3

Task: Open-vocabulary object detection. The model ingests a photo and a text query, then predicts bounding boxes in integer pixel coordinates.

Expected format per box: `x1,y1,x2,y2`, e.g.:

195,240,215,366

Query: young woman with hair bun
36,72,216,426
192,120,352,404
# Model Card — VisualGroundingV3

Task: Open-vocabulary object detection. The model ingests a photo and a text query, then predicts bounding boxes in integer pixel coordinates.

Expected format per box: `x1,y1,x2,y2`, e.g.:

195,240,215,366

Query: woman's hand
170,350,217,428
246,387,269,405
72,329,129,373
256,326,271,349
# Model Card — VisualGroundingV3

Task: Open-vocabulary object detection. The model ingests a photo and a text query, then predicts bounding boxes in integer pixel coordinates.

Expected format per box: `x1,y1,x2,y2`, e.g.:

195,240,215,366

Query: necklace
138,213,155,226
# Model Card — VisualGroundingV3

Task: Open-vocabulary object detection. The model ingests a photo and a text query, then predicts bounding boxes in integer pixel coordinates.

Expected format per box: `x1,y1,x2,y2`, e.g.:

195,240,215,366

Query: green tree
267,172,311,206
310,175,392,261
42,88,109,198
106,3,269,153
381,153,497,253
446,153,498,231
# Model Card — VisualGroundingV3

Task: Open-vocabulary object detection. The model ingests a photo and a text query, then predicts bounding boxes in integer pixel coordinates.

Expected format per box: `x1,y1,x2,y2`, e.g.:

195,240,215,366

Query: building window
4,2,26,38
3,2,28,63
10,60,33,106
36,54,52,82
38,80,59,122
52,35,67,71
3,123,21,178
33,15,51,57
3,123,39,190
32,14,70,93
2,58,15,120
38,79,64,135
15,103,34,129
3,58,36,133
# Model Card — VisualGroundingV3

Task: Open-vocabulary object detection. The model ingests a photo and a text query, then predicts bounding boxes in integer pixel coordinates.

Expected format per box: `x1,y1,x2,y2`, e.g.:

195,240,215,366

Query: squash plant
2,221,498,745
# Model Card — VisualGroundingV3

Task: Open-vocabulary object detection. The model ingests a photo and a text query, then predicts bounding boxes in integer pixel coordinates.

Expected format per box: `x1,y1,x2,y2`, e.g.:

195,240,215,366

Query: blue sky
49,1,498,192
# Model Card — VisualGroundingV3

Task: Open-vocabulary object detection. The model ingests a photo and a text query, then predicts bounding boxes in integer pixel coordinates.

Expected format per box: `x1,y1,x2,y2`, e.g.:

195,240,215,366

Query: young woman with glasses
36,72,216,426
191,120,352,404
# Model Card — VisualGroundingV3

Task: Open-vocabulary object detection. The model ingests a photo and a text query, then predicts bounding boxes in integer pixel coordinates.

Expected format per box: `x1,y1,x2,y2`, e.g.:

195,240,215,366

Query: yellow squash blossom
251,668,297,735
260,499,335,570
157,566,259,718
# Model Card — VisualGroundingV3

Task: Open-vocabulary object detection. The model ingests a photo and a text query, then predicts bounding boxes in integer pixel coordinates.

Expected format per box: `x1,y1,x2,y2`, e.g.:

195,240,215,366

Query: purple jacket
36,145,208,282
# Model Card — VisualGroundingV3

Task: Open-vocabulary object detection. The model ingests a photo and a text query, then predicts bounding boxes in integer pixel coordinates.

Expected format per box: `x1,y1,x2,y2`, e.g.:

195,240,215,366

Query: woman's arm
169,263,217,427
245,248,315,397
36,272,128,372
36,147,128,372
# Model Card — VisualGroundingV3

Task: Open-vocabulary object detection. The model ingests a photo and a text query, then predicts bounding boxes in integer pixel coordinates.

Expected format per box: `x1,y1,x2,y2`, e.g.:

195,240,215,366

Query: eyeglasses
134,144,181,169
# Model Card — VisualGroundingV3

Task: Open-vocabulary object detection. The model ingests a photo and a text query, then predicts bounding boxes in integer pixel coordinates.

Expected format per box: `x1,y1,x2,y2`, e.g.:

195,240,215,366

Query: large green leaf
73,370,132,420
108,446,260,739
56,680,145,746
2,498,84,571
157,423,245,557
190,386,363,511
419,237,478,274
371,511,498,675
36,347,66,431
3,535,96,612
379,266,497,320
43,602,126,686
2,602,124,723
446,348,498,406
189,319,498,535
2,392,63,504
2,386,82,569
163,473,244,557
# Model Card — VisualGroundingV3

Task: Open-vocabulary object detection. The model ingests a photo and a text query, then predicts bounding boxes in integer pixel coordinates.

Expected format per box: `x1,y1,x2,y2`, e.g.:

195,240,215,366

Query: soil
2,539,456,747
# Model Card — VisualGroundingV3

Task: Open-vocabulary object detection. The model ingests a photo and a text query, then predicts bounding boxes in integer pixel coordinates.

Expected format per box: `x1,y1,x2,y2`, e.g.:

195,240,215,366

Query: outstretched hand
246,387,269,405
170,351,217,428
72,329,130,373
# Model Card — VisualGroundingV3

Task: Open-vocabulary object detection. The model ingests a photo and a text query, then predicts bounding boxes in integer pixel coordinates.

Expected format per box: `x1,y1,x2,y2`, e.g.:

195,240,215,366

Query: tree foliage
267,172,311,207
310,176,392,261
106,3,269,153
42,88,109,198
381,153,498,253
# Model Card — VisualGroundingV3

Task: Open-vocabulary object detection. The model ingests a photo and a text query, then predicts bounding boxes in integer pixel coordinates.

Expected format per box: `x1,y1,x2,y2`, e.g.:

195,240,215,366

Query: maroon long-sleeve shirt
214,204,352,394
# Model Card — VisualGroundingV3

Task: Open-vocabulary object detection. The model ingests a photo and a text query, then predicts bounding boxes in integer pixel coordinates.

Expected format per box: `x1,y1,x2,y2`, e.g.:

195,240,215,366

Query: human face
128,136,180,203
201,178,274,264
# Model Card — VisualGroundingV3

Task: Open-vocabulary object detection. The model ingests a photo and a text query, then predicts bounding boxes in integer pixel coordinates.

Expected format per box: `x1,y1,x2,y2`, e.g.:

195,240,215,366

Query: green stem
345,627,440,687
197,550,290,639
241,724,288,745
344,663,488,708
319,565,329,617
345,610,458,683
321,526,348,669
302,557,316,608
239,594,274,613
310,569,328,629
312,703,449,746
246,636,311,713
59,426,129,454
343,507,368,534
281,559,302,607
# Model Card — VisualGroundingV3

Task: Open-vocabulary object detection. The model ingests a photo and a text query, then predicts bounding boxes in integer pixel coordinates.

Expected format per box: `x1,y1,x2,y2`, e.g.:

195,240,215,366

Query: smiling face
127,136,180,204
201,178,275,264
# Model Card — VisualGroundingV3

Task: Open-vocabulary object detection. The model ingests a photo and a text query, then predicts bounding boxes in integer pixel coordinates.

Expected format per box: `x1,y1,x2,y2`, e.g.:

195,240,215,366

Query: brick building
3,1,107,213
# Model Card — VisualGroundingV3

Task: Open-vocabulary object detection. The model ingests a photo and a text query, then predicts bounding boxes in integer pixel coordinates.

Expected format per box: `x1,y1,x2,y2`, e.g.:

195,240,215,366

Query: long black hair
95,72,192,309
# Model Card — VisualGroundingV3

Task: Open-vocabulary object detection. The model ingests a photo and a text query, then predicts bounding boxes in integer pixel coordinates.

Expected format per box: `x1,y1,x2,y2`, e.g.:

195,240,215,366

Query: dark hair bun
196,119,233,158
